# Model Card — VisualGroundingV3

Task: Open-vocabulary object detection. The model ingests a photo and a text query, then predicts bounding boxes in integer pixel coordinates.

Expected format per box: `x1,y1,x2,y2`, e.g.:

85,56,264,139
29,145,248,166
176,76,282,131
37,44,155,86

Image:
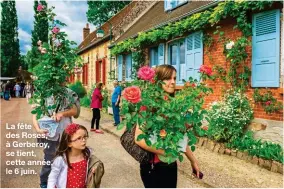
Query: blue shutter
185,31,203,81
164,0,171,11
125,54,132,81
150,48,157,67
193,32,203,80
158,43,165,65
252,10,280,87
117,55,123,81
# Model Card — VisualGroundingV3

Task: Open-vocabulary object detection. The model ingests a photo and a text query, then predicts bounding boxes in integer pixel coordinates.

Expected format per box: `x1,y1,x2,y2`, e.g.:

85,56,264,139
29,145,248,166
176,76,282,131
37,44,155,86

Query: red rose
163,95,169,101
199,65,213,76
265,101,271,105
122,86,141,104
140,106,147,112
201,126,208,131
138,66,155,81
185,123,193,129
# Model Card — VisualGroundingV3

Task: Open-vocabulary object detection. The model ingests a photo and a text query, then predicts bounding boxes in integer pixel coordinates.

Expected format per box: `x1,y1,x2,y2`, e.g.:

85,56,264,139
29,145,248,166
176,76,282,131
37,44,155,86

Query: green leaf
117,122,125,130
137,134,145,141
191,145,196,152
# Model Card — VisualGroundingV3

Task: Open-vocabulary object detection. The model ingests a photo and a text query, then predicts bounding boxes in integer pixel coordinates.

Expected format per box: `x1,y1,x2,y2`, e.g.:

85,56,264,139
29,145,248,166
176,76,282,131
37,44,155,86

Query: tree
28,0,48,71
1,1,21,77
86,0,130,26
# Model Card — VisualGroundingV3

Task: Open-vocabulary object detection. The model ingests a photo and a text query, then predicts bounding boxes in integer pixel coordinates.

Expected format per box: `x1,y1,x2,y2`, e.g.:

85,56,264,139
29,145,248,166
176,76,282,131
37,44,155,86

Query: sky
15,0,96,55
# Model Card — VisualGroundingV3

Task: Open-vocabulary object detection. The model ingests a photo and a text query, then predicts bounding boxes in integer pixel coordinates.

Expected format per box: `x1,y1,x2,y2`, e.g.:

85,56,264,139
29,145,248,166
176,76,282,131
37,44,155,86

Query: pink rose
52,26,60,34
140,106,147,112
265,101,271,105
37,4,44,12
199,65,213,76
38,46,42,51
56,42,62,47
138,66,155,81
41,48,47,54
122,86,141,104
37,40,42,46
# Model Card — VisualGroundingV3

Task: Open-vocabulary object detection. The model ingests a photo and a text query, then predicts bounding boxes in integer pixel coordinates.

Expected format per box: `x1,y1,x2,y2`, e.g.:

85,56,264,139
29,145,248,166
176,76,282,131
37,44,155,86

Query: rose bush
118,66,213,163
31,5,82,119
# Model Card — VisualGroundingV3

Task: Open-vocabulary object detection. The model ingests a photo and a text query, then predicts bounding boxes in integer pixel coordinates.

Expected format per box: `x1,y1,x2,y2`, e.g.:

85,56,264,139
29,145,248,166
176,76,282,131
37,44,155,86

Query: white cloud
24,45,32,52
16,0,96,54
18,28,32,43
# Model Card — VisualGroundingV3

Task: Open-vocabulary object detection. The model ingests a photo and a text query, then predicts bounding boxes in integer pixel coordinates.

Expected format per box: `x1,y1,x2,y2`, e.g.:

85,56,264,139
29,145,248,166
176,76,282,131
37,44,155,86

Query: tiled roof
77,1,139,54
116,0,215,43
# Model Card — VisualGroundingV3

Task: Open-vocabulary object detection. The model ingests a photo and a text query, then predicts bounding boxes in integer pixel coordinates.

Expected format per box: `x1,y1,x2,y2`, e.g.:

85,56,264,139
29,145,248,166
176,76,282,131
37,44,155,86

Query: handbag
120,126,153,164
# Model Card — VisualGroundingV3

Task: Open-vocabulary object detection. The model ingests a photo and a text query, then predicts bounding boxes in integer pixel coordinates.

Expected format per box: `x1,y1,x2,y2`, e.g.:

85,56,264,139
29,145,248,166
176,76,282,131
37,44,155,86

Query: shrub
207,90,254,143
80,95,91,107
227,131,283,163
68,81,86,98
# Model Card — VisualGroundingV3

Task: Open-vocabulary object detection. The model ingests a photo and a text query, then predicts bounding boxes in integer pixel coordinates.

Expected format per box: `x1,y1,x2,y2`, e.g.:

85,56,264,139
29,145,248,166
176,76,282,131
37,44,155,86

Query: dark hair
55,124,90,169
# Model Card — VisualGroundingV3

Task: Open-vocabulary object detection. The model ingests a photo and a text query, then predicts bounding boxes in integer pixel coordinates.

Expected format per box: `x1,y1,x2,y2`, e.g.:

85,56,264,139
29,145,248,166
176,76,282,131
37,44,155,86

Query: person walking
24,82,32,102
4,81,11,100
134,65,201,188
90,83,104,134
111,80,121,126
47,123,104,188
32,86,80,188
14,83,21,98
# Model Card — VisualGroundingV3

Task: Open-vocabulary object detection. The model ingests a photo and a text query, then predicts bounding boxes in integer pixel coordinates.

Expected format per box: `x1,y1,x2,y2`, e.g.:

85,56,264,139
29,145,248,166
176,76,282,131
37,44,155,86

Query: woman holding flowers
124,65,201,188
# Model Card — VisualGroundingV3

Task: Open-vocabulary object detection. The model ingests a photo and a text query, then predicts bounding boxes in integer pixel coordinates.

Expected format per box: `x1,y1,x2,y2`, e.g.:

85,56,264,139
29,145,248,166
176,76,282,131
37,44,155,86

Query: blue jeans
112,102,120,125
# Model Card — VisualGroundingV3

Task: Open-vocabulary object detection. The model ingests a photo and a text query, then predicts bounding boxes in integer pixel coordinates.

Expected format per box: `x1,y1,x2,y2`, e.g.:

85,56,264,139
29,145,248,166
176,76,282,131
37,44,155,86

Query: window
117,55,123,81
150,46,158,67
168,31,203,85
164,0,188,11
117,54,132,81
125,54,132,81
168,40,186,84
252,10,280,87
185,31,203,82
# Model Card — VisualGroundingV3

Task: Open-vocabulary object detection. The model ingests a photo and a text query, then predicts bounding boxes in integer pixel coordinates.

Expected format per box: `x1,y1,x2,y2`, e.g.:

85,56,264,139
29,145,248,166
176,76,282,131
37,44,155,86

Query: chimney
83,23,90,40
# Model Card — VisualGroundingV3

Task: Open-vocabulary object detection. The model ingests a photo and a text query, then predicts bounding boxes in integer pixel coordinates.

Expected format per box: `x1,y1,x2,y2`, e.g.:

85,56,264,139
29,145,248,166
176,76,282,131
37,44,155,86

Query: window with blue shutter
125,54,132,81
150,46,159,67
158,43,165,65
168,40,186,84
164,0,188,11
185,31,203,81
117,55,123,81
252,10,280,87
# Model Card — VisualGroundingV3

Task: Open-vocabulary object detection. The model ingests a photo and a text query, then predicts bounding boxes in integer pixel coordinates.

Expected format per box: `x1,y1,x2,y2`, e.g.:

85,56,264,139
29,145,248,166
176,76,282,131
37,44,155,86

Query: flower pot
108,106,113,115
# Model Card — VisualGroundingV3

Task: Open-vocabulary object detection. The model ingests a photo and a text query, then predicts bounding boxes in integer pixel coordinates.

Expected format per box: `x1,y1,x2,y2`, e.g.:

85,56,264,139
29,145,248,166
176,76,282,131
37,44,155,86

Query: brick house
75,1,154,91
111,1,283,145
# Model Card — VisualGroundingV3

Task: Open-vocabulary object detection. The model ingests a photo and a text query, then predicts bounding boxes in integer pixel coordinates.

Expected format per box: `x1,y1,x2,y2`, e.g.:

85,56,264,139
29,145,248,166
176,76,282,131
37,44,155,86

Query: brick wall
202,18,283,121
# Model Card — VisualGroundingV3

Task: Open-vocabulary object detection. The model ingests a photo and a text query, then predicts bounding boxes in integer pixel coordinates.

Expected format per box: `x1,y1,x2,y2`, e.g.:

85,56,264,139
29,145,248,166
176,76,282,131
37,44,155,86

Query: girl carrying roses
133,65,201,188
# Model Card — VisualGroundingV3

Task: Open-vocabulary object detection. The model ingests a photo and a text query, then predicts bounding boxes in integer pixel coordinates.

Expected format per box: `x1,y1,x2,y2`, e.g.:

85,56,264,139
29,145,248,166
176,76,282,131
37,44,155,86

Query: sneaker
95,130,104,134
90,129,96,132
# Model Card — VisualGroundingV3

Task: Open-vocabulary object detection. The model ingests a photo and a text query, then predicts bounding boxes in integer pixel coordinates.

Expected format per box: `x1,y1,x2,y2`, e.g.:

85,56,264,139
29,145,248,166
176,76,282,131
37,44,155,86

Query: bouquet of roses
118,66,212,163
31,4,82,119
